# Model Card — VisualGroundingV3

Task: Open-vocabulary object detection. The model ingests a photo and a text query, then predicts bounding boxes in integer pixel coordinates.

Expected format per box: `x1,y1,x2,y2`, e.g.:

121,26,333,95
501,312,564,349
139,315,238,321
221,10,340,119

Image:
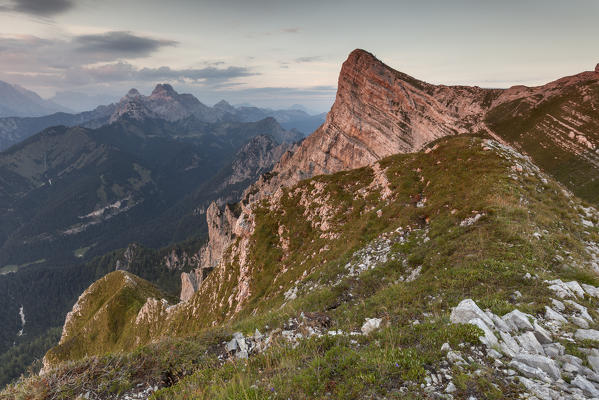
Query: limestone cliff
185,51,599,302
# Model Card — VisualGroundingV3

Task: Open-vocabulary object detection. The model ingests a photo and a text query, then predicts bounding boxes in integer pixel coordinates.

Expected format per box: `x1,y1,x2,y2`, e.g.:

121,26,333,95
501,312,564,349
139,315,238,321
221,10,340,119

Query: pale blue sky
0,0,597,111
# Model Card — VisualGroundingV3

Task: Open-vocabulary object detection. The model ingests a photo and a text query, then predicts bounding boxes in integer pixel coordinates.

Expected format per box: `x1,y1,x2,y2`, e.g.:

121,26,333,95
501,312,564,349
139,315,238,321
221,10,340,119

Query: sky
0,0,597,112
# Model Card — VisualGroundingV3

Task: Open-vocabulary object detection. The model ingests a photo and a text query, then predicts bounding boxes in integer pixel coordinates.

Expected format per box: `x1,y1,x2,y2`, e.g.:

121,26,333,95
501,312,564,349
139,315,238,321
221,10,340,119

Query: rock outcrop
244,49,502,201
179,202,240,301
191,51,599,297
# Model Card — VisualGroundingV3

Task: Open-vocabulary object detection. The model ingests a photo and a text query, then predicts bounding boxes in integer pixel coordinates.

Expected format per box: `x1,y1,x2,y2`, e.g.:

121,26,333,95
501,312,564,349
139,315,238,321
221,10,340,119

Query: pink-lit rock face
245,49,501,200
246,52,599,202
191,51,599,303
595,63,599,73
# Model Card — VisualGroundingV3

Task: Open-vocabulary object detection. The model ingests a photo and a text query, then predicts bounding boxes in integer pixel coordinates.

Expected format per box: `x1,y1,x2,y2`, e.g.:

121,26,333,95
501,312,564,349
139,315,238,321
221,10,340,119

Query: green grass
5,136,599,399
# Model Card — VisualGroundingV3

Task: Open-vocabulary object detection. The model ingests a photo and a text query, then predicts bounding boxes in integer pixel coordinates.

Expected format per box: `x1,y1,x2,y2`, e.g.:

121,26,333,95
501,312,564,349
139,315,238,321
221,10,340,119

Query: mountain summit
247,49,599,203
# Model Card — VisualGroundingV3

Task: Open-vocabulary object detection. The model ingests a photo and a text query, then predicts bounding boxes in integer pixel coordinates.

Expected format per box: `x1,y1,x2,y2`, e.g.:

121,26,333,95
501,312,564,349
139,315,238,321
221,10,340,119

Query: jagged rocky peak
150,83,178,98
125,88,141,99
595,63,599,73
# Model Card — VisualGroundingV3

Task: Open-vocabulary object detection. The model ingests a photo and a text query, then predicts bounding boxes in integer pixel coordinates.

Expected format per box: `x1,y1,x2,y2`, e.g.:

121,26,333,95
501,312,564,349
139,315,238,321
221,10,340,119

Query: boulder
543,343,564,358
499,330,520,355
572,375,599,397
450,299,494,328
516,332,545,355
551,298,565,312
588,355,599,374
486,310,512,332
582,283,599,298
532,321,552,344
361,318,382,335
502,309,534,331
546,279,573,298
564,281,585,298
575,329,599,342
565,300,594,322
469,317,498,347
509,360,551,383
544,306,567,323
513,354,561,381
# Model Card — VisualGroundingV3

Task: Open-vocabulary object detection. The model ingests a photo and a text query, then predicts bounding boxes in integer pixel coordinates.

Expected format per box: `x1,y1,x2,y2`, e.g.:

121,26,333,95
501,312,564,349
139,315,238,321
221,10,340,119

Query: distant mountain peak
126,88,141,99
213,100,235,113
151,83,178,98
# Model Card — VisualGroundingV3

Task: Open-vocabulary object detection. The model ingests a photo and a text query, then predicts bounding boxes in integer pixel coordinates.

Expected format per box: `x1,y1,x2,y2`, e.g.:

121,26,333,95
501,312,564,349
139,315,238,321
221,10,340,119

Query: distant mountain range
0,81,71,118
0,82,312,383
0,83,326,151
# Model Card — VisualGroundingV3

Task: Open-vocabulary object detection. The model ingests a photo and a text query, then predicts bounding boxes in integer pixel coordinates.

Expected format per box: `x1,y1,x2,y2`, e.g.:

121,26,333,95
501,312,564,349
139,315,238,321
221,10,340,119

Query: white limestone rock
361,318,382,335
532,321,552,344
575,329,599,342
469,317,498,347
502,309,534,331
545,306,567,324
513,354,561,381
516,332,545,355
572,375,599,397
450,299,494,328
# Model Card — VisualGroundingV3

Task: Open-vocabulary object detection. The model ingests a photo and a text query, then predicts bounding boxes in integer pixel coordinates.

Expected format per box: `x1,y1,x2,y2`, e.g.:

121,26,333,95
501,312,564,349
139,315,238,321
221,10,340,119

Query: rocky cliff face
246,49,502,200
185,51,599,302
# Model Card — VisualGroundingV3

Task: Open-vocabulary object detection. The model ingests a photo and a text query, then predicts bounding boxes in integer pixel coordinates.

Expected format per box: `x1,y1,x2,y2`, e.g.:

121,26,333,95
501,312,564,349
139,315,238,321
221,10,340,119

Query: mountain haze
0,81,70,118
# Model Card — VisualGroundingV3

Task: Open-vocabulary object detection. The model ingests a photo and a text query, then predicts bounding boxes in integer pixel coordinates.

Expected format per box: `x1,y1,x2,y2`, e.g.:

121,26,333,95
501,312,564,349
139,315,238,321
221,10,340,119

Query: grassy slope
43,271,176,366
4,136,599,399
486,80,599,204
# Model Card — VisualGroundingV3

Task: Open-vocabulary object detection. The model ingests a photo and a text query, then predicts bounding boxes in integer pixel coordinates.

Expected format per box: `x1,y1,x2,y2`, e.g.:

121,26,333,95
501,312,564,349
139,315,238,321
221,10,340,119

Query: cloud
0,31,178,70
0,0,74,16
74,31,177,57
63,62,257,86
281,27,300,33
294,56,322,63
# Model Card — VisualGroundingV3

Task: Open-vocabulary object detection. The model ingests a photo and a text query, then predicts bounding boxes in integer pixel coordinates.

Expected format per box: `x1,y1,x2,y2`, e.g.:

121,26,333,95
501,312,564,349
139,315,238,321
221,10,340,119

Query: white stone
441,342,451,352
516,332,545,355
225,338,237,352
486,311,512,332
502,309,534,331
469,317,498,347
551,298,565,312
582,283,599,298
532,321,552,344
565,300,594,322
499,330,520,355
447,351,465,364
361,318,382,335
588,355,599,373
488,349,503,359
543,343,564,358
544,306,567,323
508,360,551,383
518,377,562,400
571,316,590,329
575,329,599,341
445,382,456,393
546,279,573,298
564,281,585,298
563,362,580,374
450,299,494,328
513,354,561,381
572,375,599,397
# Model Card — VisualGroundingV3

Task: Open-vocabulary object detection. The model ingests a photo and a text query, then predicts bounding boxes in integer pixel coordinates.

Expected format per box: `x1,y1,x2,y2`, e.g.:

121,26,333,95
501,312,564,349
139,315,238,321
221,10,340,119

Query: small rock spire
595,63,599,73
